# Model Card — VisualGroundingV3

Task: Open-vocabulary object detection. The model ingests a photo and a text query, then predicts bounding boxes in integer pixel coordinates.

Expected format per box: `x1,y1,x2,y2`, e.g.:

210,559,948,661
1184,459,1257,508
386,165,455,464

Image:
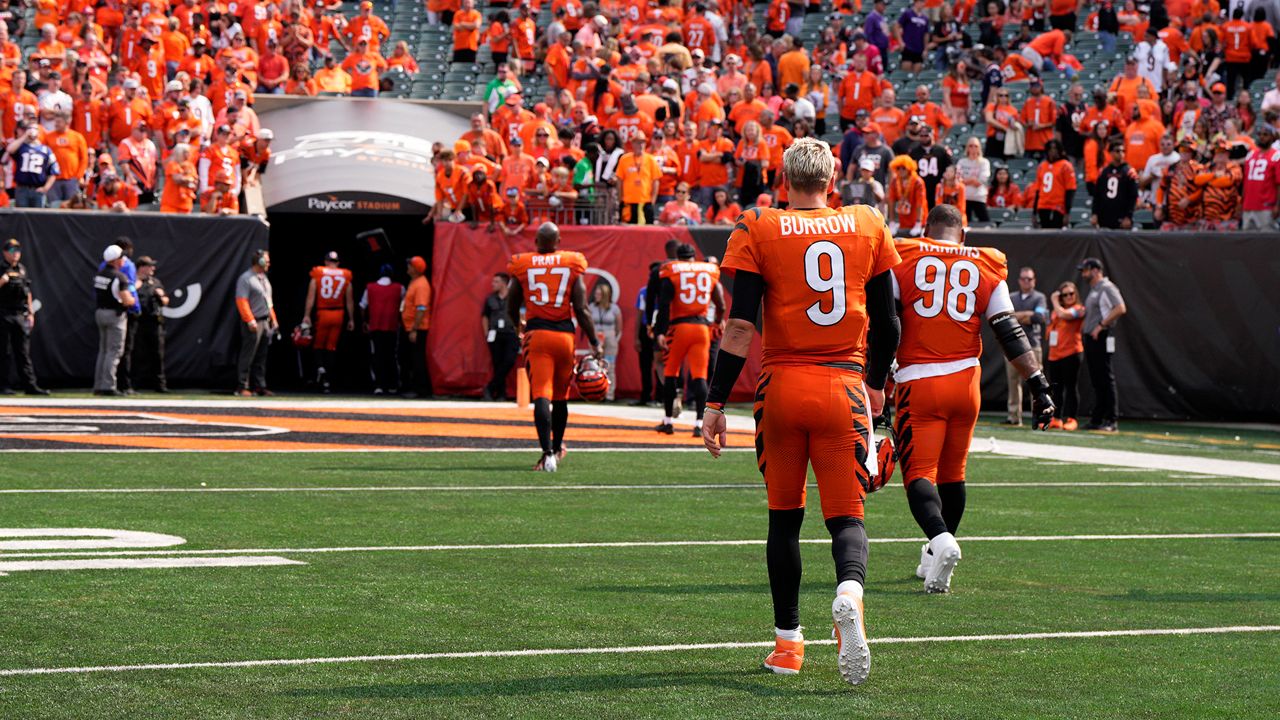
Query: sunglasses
1061,291,1076,296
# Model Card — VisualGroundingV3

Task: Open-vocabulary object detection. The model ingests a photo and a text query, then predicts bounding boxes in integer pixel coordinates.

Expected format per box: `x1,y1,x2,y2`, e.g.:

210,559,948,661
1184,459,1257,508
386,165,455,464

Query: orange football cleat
1048,417,1064,430
1062,417,1079,432
762,636,804,675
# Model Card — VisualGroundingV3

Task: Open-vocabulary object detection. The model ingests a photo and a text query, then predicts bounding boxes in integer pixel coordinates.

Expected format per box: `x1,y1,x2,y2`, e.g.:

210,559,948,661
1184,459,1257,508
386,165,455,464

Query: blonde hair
782,137,834,194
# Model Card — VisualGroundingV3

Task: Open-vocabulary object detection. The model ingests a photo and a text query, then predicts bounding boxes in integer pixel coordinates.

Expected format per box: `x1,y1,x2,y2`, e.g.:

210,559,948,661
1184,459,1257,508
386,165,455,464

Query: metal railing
524,192,617,226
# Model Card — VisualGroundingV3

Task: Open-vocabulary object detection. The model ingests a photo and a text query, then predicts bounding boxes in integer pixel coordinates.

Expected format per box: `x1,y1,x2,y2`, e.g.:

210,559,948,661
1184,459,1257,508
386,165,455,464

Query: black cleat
24,387,50,396
655,423,674,435
692,425,703,437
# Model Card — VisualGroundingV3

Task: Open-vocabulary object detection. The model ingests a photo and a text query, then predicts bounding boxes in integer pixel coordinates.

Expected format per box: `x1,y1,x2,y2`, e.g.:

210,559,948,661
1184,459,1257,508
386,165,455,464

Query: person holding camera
0,239,48,395
5,121,60,208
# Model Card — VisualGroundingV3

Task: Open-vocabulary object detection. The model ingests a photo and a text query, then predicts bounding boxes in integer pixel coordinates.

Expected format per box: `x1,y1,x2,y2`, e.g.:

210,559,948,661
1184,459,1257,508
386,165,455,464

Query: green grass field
0,449,1277,719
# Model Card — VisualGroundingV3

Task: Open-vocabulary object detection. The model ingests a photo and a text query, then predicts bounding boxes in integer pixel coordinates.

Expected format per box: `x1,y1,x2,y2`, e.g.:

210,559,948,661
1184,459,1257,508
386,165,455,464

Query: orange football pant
893,365,981,487
754,365,875,520
312,309,345,351
663,322,711,380
524,329,575,402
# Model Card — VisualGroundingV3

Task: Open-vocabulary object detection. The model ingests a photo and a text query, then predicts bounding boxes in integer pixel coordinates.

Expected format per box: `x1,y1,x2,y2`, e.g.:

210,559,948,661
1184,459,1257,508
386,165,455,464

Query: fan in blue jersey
4,121,59,208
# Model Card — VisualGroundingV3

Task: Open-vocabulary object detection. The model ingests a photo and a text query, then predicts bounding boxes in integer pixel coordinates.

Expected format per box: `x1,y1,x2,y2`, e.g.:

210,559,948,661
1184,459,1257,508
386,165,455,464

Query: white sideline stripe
985,438,1280,481
0,532,1275,560
0,448,755,454
1096,467,1156,473
0,556,304,573
1,480,1276,495
1,625,1276,677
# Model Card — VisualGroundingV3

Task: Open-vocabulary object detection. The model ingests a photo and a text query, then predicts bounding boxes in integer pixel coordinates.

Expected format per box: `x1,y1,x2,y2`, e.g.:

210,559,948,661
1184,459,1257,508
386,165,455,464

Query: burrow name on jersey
777,212,863,237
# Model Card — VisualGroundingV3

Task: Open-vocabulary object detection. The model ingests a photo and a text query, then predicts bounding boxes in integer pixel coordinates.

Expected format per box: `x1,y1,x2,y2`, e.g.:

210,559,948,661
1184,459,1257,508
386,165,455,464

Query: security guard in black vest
133,256,169,392
0,239,48,395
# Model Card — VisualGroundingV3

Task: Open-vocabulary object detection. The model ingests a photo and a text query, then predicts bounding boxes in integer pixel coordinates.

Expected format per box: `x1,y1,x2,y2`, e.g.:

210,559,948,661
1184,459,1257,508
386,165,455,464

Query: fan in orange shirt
906,84,954,138
1020,78,1057,156
887,154,928,235
705,137,900,685
341,38,388,97
160,143,199,214
345,1,391,52
1028,139,1076,228
452,0,483,63
837,53,886,129
433,149,472,221
200,169,240,214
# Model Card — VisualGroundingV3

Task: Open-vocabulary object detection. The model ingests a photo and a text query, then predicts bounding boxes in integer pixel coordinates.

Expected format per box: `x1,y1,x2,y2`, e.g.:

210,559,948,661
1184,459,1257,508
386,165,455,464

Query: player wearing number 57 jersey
507,222,601,473
654,244,725,438
301,251,354,393
703,138,902,686
890,204,1054,595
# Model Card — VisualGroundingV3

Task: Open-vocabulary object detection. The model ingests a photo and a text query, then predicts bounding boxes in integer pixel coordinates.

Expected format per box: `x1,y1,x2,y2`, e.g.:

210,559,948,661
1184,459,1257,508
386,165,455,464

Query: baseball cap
859,156,877,171
360,0,372,7
258,128,273,140
454,139,472,153
103,245,124,262
1077,257,1103,271
166,79,183,92
855,108,870,119
505,93,522,106
3,239,19,251
1211,82,1226,94
510,136,523,145
136,255,157,268
123,78,140,89
692,48,705,59
216,123,233,134
630,131,647,142
325,250,339,262
408,256,427,273
506,186,519,197
535,156,549,166
662,78,679,92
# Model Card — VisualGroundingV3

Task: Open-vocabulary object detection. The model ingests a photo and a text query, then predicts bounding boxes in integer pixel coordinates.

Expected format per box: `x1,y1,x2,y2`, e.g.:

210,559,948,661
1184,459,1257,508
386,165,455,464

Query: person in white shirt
1262,75,1280,113
1133,28,1174,94
1139,133,1180,204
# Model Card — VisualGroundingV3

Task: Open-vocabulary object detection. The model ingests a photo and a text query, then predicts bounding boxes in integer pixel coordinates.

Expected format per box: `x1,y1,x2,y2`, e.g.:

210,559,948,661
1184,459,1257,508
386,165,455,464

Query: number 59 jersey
890,238,1008,371
659,260,721,321
722,206,900,369
508,250,589,329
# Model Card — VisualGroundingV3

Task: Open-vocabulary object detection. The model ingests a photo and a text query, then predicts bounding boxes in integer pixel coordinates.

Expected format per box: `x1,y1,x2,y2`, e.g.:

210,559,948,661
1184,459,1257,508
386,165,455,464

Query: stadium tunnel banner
430,225,763,401
259,99,472,216
688,227,1280,423
0,211,267,386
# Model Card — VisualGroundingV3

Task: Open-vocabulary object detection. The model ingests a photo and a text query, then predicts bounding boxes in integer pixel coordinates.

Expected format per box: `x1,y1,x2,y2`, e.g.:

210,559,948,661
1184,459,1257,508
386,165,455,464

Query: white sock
836,580,864,599
929,532,957,556
775,626,803,641
663,416,672,424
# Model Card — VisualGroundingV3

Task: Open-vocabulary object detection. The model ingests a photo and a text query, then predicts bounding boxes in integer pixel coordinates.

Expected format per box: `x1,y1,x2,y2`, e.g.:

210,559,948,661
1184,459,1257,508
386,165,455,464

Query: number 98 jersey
507,250,589,327
722,206,900,369
890,238,1008,370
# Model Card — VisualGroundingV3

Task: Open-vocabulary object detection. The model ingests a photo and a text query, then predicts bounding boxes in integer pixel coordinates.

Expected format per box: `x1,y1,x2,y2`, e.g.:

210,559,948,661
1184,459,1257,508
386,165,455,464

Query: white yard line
0,480,1274,495
1,625,1275,677
0,532,1274,560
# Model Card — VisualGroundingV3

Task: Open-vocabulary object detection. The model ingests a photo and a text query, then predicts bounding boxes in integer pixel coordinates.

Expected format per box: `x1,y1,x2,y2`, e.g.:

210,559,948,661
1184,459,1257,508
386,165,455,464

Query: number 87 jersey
890,237,1009,376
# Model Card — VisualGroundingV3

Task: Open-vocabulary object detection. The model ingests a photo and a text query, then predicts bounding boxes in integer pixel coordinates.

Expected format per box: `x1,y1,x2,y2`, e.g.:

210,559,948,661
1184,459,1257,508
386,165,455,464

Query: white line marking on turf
1,481,1275,496
1,625,1275,676
1096,467,1156,473
0,556,304,573
0,532,1275,560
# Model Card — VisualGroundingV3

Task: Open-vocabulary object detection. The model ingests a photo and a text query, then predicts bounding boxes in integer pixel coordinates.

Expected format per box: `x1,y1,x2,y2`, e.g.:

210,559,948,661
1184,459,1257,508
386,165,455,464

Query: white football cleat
534,453,558,473
915,542,932,580
924,533,961,594
832,593,870,685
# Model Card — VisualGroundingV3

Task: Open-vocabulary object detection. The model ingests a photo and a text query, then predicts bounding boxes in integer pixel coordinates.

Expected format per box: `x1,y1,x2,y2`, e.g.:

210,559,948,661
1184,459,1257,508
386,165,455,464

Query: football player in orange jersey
653,243,725,436
889,204,1053,594
507,222,602,472
703,137,901,686
301,250,355,393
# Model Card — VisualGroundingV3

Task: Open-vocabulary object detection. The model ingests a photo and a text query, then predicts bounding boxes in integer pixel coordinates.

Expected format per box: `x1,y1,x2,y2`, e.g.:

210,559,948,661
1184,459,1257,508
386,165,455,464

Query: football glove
1025,372,1055,431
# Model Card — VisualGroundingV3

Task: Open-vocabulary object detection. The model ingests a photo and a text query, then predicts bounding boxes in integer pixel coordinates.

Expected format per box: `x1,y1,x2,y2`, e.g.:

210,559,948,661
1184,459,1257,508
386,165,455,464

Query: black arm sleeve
1064,188,1075,213
864,270,899,391
989,311,1033,361
653,279,676,335
727,270,764,322
706,270,765,405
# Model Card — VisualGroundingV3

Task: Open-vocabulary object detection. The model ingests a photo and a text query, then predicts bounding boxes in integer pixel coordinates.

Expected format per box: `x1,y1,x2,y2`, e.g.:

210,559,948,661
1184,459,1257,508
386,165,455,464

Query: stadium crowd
431,0,1280,231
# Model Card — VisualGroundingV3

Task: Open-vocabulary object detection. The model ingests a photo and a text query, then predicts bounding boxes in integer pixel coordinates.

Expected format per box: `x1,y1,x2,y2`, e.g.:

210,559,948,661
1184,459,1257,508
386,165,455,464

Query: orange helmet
573,356,610,402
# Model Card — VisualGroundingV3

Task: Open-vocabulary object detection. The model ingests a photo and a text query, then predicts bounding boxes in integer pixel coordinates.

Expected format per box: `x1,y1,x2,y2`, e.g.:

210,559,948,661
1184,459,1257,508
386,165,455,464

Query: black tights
663,377,708,422
533,398,571,454
906,478,966,544
767,509,868,630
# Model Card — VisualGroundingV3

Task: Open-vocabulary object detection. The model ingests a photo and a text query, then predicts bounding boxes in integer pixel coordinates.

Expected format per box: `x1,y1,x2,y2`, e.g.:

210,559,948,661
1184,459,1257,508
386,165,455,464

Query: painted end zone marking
0,556,304,573
0,625,1275,677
